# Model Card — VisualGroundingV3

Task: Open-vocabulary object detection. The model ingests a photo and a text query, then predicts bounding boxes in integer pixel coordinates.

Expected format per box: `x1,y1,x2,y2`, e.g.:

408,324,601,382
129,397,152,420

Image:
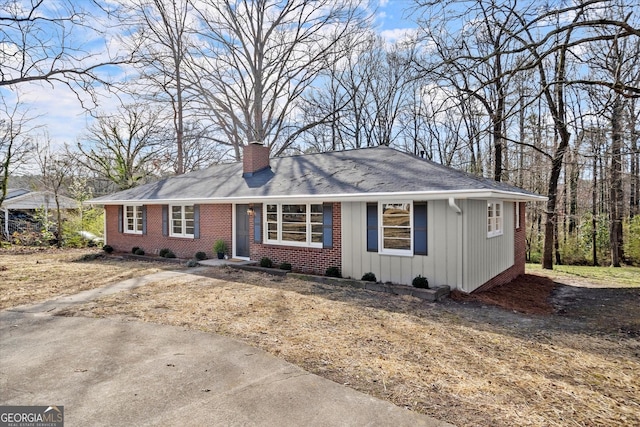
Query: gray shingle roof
89,146,545,204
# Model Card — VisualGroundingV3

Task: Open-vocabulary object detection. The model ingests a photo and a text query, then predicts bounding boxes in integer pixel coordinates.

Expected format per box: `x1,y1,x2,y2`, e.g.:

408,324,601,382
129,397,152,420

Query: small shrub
412,275,429,289
134,248,145,256
132,246,140,254
159,248,176,258
325,266,341,278
361,272,377,282
260,257,273,268
102,245,114,254
213,239,228,254
195,251,207,260
186,259,199,267
279,262,292,271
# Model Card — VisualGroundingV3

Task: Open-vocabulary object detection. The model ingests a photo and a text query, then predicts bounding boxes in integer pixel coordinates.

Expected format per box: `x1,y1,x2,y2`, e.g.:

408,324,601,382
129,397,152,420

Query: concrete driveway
0,271,453,427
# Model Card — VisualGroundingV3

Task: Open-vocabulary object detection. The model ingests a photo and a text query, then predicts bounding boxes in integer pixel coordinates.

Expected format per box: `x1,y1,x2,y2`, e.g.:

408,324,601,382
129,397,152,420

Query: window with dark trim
170,205,195,238
124,205,143,234
265,203,325,248
366,201,427,256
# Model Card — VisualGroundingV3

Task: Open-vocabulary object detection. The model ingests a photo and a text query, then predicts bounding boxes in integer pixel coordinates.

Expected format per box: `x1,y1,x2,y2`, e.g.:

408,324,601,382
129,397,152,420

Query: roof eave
85,189,547,206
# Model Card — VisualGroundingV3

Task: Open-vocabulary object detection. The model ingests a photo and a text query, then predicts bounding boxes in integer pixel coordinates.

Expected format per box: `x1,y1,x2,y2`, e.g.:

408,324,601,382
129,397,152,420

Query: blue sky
5,0,418,175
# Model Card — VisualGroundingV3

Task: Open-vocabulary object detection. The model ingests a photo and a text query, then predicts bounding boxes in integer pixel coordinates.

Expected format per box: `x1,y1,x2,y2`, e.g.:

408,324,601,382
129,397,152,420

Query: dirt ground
50,261,640,427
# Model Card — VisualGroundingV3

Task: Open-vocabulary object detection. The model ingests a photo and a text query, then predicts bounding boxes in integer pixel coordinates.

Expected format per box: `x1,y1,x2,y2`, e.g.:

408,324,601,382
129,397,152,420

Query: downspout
448,198,464,291
103,206,107,246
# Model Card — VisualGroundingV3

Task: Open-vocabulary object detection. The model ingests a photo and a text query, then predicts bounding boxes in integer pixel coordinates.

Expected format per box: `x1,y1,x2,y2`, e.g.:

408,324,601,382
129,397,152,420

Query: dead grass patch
0,247,181,310
64,267,640,427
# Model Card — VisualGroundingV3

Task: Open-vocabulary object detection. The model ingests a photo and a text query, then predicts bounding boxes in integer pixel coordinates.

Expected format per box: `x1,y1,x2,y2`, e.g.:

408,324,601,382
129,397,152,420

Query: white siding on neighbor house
341,200,460,287
462,199,515,292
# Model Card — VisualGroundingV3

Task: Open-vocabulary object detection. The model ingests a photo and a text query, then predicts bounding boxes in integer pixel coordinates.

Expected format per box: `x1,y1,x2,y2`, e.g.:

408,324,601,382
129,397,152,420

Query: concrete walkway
0,269,454,427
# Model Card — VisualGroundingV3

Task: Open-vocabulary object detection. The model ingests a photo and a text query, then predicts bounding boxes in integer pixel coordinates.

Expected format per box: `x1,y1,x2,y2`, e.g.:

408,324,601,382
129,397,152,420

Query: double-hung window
487,201,503,237
379,202,413,256
265,203,324,247
170,205,195,238
367,201,427,256
124,205,143,234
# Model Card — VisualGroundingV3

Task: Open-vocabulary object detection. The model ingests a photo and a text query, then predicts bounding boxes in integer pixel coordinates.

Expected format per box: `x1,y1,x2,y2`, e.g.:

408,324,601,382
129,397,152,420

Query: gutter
85,189,548,206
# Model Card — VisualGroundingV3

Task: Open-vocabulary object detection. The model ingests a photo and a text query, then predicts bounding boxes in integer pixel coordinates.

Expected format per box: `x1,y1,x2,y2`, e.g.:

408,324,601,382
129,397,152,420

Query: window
487,201,503,237
367,201,427,256
515,202,520,229
265,203,325,247
124,205,143,234
380,202,413,255
170,205,195,238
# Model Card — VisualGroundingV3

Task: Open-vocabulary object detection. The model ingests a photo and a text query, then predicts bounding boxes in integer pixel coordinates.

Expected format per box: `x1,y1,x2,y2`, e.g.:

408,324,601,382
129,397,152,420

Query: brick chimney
242,141,270,177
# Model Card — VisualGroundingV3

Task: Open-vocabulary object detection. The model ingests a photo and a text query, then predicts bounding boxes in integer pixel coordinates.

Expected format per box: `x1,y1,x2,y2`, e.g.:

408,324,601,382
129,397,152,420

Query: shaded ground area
58,265,640,427
451,272,640,338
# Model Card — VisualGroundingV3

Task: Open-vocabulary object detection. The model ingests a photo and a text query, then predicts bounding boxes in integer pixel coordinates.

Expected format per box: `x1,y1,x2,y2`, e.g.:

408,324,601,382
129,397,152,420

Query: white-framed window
379,201,413,256
265,203,323,247
124,205,143,234
487,201,503,237
170,205,195,238
515,201,520,229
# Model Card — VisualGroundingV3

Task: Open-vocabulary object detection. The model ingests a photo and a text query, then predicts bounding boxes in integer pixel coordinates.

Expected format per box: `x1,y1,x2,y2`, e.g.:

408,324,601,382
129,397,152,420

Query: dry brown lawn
0,247,181,310
2,249,638,426
52,265,639,427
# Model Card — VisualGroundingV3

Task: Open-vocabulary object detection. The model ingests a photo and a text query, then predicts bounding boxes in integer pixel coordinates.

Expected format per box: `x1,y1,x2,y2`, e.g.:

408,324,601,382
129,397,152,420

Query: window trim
264,203,324,248
487,201,504,238
515,201,520,229
123,205,143,235
378,201,413,256
169,204,195,238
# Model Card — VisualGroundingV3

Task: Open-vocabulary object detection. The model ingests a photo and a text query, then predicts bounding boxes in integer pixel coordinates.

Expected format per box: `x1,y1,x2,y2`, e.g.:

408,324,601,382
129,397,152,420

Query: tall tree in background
187,0,370,159
118,0,194,174
76,104,167,190
414,0,522,181
35,137,73,247
414,0,640,269
0,96,36,207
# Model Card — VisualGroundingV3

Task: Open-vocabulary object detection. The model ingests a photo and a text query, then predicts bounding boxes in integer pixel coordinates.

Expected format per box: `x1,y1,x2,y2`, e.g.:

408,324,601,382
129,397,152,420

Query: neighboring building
89,144,546,293
1,189,78,238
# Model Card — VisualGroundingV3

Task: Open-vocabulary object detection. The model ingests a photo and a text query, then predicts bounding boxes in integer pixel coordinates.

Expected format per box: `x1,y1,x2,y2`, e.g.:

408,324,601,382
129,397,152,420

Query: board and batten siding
341,200,460,287
462,199,515,292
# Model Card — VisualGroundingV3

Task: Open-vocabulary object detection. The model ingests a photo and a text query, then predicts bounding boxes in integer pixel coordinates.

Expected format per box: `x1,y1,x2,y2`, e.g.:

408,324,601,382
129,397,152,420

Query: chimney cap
249,141,263,146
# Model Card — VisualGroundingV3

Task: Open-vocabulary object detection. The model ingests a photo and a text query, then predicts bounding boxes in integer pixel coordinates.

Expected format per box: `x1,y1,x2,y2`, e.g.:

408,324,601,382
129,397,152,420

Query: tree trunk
609,97,624,267
592,141,599,266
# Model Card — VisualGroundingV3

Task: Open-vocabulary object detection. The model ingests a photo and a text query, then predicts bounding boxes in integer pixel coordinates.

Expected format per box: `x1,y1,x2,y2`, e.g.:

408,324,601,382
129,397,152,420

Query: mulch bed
451,274,557,315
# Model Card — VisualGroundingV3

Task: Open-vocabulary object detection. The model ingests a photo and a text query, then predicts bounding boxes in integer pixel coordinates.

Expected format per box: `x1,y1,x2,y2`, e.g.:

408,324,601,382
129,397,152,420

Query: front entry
235,204,250,258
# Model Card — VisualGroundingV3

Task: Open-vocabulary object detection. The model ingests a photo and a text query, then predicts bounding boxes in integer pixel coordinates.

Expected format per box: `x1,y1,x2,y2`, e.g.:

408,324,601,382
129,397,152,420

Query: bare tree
0,95,37,207
35,137,73,247
1,0,133,105
187,0,370,159
76,104,167,190
116,0,195,174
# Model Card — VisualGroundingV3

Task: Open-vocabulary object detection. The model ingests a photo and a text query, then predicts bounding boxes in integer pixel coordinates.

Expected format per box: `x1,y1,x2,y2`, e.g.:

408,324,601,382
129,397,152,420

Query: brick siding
105,202,342,275
250,202,342,276
105,204,232,259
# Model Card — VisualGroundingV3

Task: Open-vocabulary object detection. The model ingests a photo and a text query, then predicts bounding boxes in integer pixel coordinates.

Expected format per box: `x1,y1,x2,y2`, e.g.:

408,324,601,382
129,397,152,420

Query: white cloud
379,28,417,44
